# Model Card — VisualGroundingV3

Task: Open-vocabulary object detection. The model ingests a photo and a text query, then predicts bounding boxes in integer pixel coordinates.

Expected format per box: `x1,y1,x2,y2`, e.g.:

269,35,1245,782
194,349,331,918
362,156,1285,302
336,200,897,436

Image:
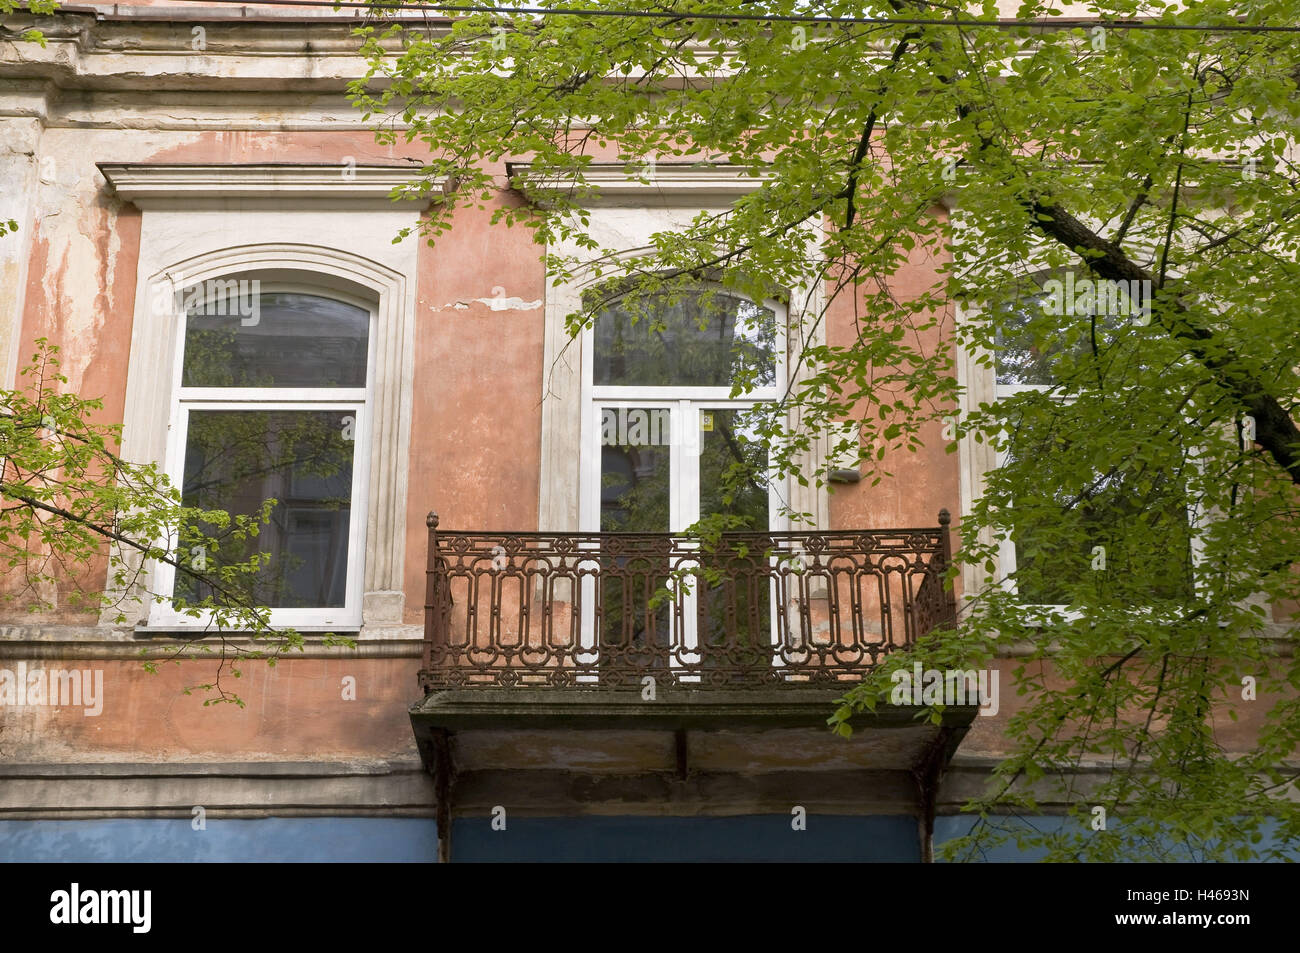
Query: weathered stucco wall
0,7,987,803
1,6,1291,869
0,10,541,772
825,215,959,533
407,195,546,620
0,657,417,762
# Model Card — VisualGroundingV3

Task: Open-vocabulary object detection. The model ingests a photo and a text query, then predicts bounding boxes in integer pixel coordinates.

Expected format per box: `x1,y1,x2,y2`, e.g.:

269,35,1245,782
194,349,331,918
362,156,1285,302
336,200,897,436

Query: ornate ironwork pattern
420,511,957,691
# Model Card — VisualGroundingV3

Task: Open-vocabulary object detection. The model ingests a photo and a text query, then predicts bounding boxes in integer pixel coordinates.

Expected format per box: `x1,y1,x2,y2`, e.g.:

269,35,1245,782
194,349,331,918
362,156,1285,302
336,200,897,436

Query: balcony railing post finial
423,511,445,683
937,508,952,564
428,510,444,564
937,508,957,625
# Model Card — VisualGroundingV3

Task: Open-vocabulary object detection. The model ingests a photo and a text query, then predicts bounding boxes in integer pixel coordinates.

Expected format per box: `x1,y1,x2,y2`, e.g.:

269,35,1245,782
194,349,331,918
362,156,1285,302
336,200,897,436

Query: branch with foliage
0,340,351,705
0,0,58,46
352,0,1300,859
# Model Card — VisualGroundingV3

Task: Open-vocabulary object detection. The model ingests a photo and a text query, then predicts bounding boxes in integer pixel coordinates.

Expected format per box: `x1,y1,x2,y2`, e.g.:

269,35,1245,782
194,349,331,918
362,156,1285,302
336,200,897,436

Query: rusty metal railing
420,511,956,691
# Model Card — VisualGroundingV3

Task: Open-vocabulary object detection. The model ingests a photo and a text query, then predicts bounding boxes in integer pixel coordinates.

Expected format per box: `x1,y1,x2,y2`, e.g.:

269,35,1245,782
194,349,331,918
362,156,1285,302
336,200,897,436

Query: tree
0,340,352,706
351,0,1300,860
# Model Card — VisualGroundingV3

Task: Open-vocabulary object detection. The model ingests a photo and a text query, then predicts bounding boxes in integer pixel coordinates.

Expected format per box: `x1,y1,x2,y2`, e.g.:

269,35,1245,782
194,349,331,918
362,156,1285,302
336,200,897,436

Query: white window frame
948,200,1215,621
150,282,376,629
100,165,430,639
578,286,791,535
529,163,832,539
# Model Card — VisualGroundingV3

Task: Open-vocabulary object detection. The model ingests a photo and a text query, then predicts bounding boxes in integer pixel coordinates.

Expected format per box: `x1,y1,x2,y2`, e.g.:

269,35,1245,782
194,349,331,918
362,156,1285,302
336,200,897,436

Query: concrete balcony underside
410,689,977,861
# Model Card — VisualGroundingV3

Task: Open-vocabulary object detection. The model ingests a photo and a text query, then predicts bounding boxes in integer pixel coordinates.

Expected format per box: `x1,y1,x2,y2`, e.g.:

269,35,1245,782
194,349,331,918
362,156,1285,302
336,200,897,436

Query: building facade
0,2,1291,863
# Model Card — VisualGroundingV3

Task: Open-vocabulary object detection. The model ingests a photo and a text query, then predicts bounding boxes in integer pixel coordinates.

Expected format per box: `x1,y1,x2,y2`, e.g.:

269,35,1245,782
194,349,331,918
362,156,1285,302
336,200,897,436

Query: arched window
154,283,373,627
582,283,784,535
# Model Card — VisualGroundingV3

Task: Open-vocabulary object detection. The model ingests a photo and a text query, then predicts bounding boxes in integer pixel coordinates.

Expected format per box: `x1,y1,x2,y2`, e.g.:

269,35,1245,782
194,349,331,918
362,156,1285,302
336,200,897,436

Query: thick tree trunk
1029,200,1300,486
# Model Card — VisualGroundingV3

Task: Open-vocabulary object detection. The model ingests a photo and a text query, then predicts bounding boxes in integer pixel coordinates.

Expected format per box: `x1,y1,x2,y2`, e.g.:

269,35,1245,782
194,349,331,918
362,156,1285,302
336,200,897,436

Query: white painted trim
509,162,771,207
112,240,419,637
99,163,444,205
591,385,783,400
177,387,368,402
151,281,373,629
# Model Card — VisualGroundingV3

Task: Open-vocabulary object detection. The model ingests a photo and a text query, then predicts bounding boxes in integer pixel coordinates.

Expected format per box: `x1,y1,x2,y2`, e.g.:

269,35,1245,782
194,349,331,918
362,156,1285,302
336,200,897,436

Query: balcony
409,510,973,861
418,512,958,691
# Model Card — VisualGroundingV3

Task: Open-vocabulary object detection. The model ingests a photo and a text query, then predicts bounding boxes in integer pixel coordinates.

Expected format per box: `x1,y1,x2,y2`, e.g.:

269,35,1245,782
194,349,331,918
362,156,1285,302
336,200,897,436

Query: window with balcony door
582,283,786,668
587,284,781,532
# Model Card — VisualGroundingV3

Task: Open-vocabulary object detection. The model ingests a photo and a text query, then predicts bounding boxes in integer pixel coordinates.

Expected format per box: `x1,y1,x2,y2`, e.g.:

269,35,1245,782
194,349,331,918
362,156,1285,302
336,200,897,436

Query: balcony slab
409,688,976,860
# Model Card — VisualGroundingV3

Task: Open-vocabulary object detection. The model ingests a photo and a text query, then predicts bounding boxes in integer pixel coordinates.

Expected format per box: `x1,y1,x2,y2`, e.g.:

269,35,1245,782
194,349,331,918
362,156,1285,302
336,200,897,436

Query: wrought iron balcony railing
420,511,957,692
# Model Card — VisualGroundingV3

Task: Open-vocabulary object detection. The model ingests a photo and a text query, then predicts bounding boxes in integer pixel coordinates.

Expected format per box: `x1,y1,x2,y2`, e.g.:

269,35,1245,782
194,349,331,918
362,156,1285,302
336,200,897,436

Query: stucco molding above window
508,161,771,207
532,167,829,535
104,166,423,640
99,163,444,207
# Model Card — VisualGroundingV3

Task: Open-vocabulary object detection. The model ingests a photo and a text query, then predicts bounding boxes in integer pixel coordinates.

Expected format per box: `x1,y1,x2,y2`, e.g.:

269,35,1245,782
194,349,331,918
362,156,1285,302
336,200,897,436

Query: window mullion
676,399,701,534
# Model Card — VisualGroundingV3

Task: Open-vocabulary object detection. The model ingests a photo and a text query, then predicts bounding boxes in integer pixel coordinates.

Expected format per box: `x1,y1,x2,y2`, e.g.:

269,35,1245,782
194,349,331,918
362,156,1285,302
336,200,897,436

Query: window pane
698,407,770,531
697,407,771,663
176,410,354,609
994,290,1139,387
597,406,672,667
593,289,776,388
183,292,369,388
599,407,671,532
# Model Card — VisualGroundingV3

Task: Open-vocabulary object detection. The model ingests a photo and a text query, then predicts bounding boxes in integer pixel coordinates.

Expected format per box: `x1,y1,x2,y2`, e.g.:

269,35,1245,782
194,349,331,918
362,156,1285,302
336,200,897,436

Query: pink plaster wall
0,657,418,761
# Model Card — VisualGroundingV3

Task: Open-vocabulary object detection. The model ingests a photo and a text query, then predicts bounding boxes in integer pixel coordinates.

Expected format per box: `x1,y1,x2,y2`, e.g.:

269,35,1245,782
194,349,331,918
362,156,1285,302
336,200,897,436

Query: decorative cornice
98,163,442,205
508,162,770,206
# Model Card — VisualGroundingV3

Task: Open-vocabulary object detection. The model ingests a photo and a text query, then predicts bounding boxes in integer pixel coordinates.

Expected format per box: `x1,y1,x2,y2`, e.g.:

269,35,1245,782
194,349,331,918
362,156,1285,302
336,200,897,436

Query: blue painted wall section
7,815,1291,861
451,814,920,862
0,818,441,863
933,815,1300,862
1,815,919,862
